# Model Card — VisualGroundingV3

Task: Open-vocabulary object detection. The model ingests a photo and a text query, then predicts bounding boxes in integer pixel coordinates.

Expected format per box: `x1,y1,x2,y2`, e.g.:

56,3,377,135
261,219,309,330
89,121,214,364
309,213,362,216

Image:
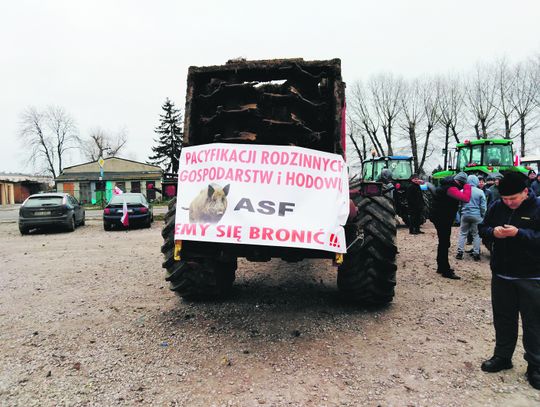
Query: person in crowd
531,172,540,197
378,168,395,199
477,176,486,191
429,172,471,279
405,174,425,235
456,175,486,261
485,175,495,189
527,170,537,188
478,171,540,390
486,173,503,207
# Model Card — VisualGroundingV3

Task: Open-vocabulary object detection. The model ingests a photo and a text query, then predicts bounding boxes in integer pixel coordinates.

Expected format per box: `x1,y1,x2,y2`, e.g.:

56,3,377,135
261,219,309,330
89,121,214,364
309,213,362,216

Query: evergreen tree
149,98,183,174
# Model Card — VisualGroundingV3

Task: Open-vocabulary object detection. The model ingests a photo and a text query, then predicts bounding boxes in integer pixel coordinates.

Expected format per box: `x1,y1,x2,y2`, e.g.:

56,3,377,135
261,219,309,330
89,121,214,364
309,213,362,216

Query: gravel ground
1,220,539,406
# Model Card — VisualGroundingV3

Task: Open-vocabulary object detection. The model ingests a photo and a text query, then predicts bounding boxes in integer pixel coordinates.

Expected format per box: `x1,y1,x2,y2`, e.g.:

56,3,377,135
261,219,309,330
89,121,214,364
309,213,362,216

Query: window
109,193,146,205
131,181,141,193
146,181,156,200
471,145,482,165
457,147,470,170
388,160,412,180
79,182,91,204
25,196,63,207
362,161,374,180
485,144,512,166
115,182,126,192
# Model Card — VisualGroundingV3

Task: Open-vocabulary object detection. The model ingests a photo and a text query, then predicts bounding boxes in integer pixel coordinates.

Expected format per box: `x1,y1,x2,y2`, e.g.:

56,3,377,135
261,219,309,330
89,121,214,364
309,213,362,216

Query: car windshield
25,196,64,207
109,194,146,205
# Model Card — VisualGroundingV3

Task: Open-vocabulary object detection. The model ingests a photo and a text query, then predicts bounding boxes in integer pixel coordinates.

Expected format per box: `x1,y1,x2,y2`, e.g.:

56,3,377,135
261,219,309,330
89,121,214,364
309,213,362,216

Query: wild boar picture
189,183,230,223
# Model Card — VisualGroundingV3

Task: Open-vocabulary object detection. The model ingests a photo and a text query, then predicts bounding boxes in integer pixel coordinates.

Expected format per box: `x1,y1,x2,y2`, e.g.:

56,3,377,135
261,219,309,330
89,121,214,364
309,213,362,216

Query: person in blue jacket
478,171,540,390
456,175,486,261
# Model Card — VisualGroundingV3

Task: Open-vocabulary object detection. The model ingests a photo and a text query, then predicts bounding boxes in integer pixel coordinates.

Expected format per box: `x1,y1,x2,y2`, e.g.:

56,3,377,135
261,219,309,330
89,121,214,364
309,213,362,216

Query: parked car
103,193,153,230
18,193,85,235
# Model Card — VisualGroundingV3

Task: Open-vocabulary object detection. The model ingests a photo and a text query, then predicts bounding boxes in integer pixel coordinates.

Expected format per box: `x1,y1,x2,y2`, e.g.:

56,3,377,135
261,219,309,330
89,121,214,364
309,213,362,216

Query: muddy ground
0,219,539,407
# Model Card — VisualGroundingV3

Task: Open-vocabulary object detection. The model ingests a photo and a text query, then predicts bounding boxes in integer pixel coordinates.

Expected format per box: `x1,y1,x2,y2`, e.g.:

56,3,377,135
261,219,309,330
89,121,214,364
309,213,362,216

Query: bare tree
401,79,424,173
465,65,499,139
370,73,404,155
509,60,540,155
438,76,465,169
80,127,128,161
348,81,385,156
421,80,440,173
19,106,79,178
493,58,519,138
345,113,367,177
400,79,439,174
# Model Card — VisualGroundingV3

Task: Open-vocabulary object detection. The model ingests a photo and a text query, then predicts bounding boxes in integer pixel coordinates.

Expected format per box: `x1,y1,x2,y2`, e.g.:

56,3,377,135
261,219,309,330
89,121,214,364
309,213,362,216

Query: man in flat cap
478,171,540,390
430,172,471,279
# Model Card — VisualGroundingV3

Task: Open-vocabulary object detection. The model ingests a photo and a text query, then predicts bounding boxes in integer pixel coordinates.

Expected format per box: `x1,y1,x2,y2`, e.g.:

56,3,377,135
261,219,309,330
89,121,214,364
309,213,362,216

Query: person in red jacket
429,172,471,279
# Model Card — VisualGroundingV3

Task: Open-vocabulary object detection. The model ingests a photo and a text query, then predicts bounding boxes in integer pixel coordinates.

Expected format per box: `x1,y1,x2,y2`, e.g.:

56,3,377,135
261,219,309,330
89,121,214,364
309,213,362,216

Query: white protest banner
174,143,349,253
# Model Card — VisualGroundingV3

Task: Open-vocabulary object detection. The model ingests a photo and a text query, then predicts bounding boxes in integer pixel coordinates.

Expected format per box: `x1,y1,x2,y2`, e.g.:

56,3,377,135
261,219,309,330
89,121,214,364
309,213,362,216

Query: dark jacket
405,182,424,211
486,185,500,207
531,180,540,197
430,176,466,223
478,192,540,278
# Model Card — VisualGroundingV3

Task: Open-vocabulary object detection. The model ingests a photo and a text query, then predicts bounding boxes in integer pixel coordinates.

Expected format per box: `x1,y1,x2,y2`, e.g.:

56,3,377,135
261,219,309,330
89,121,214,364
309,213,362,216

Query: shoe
416,230,425,234
527,365,540,390
481,356,513,373
455,252,463,260
473,254,481,261
436,268,454,275
442,272,461,280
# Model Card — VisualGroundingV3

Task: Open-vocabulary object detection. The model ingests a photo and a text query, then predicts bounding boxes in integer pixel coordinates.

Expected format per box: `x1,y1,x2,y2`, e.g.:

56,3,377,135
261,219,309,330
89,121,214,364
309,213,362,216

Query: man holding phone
478,171,540,390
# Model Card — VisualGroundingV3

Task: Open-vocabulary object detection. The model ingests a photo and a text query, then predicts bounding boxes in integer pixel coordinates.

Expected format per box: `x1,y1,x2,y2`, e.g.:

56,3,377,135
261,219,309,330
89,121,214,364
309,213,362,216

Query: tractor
361,155,432,226
160,58,398,305
432,139,529,183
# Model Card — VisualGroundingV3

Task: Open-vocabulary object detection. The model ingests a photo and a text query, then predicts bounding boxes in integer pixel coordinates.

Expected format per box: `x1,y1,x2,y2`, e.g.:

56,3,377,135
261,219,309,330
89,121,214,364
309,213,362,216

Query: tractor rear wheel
421,190,433,225
161,198,237,300
338,195,397,305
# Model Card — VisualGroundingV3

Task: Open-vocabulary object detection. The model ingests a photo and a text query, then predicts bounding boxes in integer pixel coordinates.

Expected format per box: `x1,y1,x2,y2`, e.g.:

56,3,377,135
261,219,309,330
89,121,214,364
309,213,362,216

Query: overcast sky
1,0,539,174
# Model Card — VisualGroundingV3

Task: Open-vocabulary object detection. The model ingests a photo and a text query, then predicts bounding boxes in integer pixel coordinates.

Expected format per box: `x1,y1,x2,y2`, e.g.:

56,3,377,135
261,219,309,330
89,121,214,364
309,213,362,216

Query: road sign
98,157,105,167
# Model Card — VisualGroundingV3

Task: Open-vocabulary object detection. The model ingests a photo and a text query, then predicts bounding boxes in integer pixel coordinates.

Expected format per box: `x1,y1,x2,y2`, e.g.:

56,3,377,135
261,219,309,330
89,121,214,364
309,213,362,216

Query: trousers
408,208,423,233
492,276,540,367
458,215,482,254
433,218,453,272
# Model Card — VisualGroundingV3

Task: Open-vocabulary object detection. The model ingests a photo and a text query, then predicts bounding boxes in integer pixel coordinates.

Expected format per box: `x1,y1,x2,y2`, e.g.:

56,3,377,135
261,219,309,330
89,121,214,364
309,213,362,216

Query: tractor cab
456,139,513,170
361,156,432,226
433,139,528,184
362,156,413,182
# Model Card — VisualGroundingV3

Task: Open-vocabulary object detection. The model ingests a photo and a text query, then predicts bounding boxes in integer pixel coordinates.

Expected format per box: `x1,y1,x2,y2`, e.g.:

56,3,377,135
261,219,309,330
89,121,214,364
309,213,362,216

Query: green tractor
362,156,432,226
433,139,529,183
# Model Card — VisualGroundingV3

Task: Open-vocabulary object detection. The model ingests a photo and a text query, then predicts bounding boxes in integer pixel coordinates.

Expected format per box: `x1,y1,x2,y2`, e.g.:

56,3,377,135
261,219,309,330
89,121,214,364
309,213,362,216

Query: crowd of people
401,168,540,391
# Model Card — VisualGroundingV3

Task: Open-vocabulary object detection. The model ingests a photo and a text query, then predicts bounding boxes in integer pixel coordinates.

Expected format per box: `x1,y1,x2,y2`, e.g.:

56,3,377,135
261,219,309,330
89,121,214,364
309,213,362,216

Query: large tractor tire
338,195,397,305
161,197,237,300
421,190,433,224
